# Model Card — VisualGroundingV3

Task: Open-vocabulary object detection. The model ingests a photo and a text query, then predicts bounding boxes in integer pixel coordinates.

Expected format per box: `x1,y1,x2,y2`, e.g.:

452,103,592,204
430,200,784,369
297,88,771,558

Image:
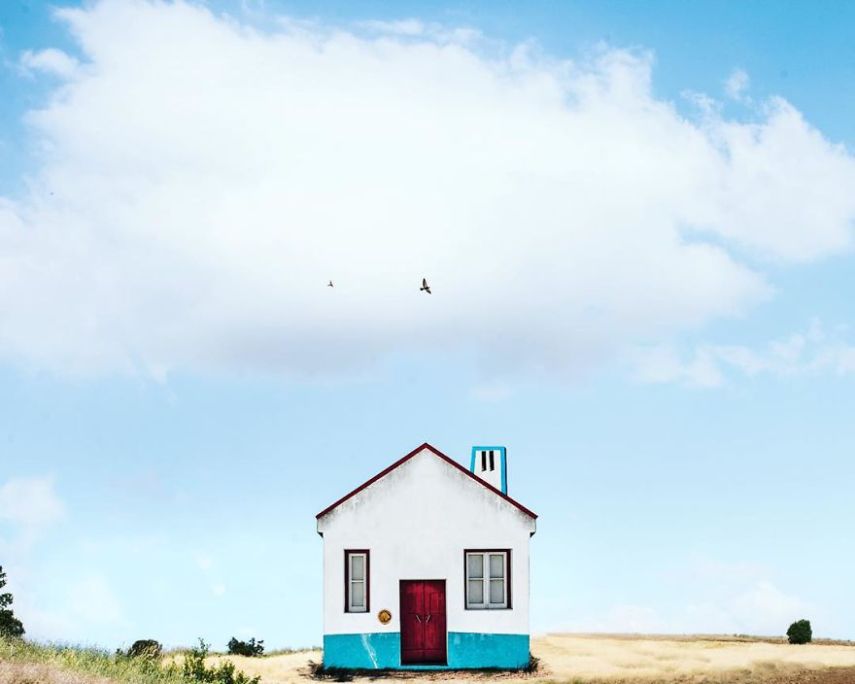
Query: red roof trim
315,442,537,520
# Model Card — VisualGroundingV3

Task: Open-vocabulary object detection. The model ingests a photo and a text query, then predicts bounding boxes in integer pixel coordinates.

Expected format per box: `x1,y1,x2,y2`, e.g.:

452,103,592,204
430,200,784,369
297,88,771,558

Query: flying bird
420,278,431,294
328,280,334,288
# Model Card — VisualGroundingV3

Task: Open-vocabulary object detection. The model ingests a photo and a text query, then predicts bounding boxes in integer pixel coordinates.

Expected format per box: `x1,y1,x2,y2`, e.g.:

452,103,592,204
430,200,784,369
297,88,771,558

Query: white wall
317,448,536,636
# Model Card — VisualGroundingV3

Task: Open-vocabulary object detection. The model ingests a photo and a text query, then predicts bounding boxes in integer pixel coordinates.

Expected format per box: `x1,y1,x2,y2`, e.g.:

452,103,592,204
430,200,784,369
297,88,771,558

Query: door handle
425,614,431,623
415,614,421,623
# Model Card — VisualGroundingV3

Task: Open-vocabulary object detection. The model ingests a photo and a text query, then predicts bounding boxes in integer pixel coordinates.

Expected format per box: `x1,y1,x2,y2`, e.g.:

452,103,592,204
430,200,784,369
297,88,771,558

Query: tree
227,637,264,657
0,566,25,638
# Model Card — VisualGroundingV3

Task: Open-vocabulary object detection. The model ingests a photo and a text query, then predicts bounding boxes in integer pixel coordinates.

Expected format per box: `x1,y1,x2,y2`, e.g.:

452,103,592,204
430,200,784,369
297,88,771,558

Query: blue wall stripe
323,632,529,670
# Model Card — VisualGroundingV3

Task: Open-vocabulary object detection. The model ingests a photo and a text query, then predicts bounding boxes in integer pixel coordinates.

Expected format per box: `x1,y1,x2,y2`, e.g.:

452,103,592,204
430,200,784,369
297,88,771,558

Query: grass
533,633,855,683
0,637,315,684
0,637,185,684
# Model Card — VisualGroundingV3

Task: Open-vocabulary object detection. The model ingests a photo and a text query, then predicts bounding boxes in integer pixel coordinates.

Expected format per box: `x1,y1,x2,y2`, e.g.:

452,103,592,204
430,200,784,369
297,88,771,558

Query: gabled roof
316,442,537,520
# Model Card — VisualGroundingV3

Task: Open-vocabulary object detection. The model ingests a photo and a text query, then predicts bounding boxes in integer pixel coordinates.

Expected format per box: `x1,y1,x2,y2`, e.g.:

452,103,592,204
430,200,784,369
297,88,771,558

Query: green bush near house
179,638,261,684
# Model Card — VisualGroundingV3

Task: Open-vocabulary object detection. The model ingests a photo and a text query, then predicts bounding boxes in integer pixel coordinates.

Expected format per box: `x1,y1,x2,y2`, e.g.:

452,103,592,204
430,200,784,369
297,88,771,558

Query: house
316,442,537,670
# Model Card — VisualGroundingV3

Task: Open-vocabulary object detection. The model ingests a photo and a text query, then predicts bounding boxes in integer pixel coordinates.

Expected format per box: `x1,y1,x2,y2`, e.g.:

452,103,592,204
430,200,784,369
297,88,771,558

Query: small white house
316,442,537,670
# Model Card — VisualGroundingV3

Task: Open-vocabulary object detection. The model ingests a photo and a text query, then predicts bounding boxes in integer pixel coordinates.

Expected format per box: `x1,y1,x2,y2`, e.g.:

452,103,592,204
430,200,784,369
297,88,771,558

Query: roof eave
315,442,538,521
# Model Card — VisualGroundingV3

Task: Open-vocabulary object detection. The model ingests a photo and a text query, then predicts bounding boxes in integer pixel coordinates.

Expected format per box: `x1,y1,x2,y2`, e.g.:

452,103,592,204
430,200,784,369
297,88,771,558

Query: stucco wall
317,448,535,637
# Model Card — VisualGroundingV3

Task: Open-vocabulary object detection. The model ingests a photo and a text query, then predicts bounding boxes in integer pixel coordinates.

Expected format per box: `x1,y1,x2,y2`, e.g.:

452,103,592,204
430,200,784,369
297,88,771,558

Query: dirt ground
204,634,855,684
0,660,115,684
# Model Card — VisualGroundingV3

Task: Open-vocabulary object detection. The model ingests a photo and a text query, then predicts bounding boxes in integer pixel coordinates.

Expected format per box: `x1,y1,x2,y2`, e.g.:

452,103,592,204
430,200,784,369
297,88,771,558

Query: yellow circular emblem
377,609,392,624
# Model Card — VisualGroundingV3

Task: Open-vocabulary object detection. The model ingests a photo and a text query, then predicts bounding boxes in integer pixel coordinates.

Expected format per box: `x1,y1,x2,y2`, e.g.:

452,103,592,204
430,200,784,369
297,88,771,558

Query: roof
315,442,538,520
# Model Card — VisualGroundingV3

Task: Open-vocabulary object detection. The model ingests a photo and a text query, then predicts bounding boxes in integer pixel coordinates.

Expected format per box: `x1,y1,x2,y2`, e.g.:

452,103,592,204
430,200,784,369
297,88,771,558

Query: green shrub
127,639,163,659
0,566,24,638
227,637,264,657
173,638,260,684
787,619,813,644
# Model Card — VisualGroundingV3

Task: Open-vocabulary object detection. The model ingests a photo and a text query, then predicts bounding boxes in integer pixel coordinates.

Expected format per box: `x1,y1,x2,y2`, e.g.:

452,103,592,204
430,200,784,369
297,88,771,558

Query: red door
399,580,447,665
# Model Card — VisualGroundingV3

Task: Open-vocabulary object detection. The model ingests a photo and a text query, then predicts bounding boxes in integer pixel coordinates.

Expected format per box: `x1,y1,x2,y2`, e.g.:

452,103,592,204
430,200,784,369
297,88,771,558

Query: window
465,550,509,609
345,550,369,613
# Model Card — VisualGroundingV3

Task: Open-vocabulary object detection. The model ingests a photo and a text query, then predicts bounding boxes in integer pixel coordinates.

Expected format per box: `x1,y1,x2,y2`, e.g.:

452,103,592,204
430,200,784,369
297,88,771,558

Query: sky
1,0,854,649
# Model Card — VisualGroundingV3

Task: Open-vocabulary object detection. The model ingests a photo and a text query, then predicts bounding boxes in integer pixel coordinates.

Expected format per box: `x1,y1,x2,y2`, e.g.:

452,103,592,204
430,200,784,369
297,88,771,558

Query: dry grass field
202,634,855,684
4,635,855,684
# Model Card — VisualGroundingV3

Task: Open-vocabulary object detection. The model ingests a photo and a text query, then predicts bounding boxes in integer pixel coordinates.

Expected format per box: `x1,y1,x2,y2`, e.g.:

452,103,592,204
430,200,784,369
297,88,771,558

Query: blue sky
1,0,854,649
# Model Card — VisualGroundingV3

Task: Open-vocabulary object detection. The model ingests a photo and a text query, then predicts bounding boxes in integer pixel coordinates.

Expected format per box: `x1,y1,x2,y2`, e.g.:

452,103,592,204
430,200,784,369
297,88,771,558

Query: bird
328,280,334,288
420,278,431,294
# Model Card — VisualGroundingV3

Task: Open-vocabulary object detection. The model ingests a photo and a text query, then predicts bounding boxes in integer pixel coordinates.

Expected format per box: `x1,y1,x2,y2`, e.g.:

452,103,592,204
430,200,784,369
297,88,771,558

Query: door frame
399,579,447,666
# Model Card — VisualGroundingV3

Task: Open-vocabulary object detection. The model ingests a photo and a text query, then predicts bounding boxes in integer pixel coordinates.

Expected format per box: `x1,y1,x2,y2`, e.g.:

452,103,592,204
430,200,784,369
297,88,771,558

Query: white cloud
19,48,79,78
1,1,854,378
0,478,67,641
679,558,812,635
572,558,811,636
469,381,513,402
358,18,481,45
591,604,668,633
632,320,855,387
725,68,750,102
195,551,226,597
730,581,810,633
684,581,810,637
15,571,126,642
67,575,124,625
0,476,65,531
359,18,428,36
631,344,725,388
15,599,77,640
19,574,125,641
235,625,259,639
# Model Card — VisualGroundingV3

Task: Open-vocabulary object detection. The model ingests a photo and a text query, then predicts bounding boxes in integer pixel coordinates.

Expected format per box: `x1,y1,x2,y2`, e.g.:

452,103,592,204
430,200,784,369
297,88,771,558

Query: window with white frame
465,550,509,609
345,550,369,613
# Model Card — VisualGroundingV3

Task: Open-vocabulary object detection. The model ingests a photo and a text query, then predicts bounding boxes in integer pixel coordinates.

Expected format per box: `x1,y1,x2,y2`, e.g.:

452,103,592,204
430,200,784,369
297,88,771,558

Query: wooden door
399,580,447,665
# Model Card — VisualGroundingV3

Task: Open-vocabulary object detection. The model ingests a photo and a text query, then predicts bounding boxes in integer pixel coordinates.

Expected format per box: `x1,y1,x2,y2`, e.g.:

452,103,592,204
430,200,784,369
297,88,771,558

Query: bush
127,639,163,659
787,619,813,644
227,637,264,657
174,639,260,684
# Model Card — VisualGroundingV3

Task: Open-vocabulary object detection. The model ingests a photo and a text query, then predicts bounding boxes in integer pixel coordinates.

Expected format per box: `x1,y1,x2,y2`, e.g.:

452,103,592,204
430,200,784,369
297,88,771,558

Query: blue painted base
323,632,530,670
